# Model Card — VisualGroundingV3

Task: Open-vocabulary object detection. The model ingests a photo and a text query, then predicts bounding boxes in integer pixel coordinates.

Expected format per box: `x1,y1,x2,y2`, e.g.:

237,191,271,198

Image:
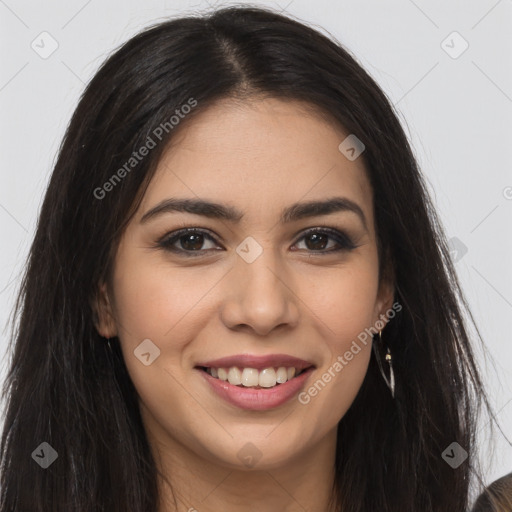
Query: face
95,97,394,471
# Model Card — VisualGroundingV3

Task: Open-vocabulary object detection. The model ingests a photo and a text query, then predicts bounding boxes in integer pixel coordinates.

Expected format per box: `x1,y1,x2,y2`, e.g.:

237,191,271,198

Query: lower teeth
236,383,282,389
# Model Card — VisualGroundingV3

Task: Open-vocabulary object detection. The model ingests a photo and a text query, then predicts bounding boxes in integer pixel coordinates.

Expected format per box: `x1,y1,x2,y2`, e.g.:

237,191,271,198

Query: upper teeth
207,366,299,387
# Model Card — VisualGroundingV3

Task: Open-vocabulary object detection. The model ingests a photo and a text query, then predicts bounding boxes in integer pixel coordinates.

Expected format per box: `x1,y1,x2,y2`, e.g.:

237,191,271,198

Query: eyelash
155,226,359,257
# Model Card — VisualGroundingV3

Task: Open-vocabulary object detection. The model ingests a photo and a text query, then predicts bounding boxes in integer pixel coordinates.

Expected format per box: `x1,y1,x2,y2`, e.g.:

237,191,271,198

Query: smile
196,366,315,411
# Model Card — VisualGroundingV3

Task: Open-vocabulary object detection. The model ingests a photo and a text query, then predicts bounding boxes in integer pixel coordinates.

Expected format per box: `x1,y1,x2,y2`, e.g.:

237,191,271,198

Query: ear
90,281,117,338
374,257,396,325
375,277,395,319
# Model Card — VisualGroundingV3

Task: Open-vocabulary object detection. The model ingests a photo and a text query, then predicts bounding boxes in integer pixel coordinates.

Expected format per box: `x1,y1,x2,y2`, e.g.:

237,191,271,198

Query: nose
219,248,300,337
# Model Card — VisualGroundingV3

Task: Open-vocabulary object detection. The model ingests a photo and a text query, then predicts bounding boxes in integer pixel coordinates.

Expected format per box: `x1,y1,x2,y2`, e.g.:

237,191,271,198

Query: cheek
109,253,229,423
110,251,223,347
302,256,380,344
109,258,209,437
297,276,375,428
299,343,371,430
295,259,378,422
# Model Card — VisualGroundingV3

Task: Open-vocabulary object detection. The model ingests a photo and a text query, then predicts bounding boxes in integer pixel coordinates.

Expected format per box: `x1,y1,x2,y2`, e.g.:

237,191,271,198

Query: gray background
1,0,511,487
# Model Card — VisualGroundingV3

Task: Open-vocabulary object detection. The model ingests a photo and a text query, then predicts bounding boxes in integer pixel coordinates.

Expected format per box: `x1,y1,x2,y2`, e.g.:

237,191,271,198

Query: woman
0,5,494,511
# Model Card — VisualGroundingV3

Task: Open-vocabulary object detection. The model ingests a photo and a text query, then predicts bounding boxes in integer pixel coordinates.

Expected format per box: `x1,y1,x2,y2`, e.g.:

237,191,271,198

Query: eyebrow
140,196,368,231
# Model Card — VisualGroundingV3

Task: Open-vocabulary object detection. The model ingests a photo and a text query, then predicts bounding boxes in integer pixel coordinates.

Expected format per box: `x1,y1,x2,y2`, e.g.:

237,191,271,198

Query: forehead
138,97,373,229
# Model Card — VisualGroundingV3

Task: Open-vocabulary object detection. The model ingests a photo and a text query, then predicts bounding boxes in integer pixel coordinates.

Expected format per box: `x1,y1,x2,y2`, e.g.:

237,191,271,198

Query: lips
194,353,316,410
198,365,315,411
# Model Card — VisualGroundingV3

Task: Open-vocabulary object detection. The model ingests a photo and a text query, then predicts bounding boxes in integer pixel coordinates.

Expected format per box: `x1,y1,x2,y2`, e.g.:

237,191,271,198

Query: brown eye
302,232,330,251
178,232,206,251
158,229,221,256
293,227,357,253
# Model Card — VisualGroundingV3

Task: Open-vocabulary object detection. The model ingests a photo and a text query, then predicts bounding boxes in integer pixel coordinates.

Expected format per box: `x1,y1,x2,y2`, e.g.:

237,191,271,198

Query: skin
94,97,394,512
